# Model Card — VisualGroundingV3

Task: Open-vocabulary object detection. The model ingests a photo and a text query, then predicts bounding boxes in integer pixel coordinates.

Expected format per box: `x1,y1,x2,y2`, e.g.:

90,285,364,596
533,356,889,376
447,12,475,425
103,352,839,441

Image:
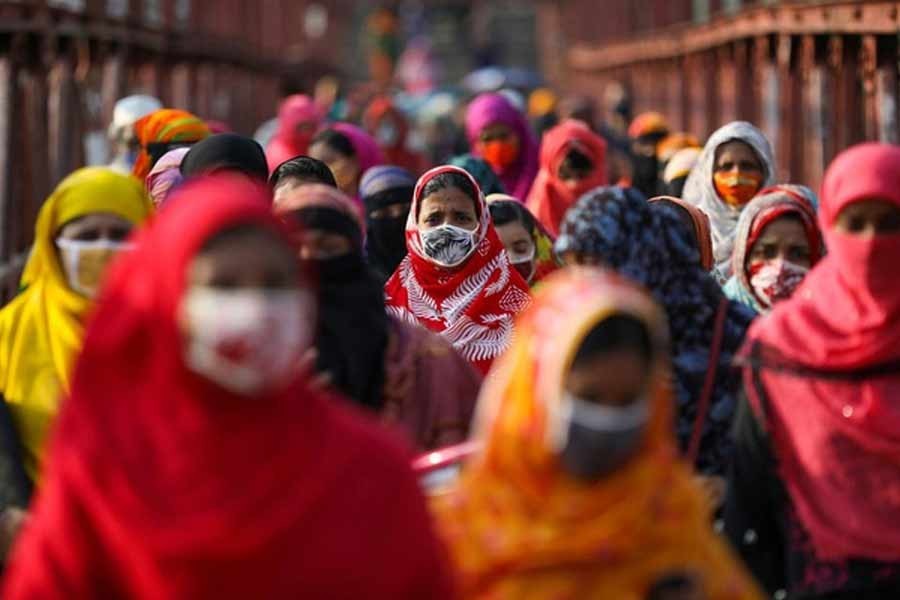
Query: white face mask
420,223,478,268
749,259,809,309
181,287,313,396
56,238,133,298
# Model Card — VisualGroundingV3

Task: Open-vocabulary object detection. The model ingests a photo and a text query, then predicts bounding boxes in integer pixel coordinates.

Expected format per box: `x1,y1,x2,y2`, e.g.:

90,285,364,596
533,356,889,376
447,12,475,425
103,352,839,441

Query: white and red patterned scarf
385,166,531,375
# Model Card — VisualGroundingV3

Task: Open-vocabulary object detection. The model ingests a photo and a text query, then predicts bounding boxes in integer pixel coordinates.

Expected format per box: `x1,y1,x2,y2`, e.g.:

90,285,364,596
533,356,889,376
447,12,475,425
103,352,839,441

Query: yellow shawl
0,167,152,480
432,268,763,599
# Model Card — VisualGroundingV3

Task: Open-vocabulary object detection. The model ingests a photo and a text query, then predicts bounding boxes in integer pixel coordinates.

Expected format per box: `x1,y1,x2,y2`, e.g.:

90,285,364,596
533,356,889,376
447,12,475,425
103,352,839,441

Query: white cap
109,94,162,138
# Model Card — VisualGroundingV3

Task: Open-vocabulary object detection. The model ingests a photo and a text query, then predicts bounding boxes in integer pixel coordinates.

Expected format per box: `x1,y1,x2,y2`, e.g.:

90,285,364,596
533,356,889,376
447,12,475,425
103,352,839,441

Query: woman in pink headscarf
308,123,385,200
265,95,323,173
465,93,539,200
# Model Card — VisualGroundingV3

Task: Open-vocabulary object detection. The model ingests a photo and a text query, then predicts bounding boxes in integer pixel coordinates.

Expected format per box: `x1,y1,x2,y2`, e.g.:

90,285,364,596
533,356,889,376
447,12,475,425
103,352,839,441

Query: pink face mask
749,259,809,309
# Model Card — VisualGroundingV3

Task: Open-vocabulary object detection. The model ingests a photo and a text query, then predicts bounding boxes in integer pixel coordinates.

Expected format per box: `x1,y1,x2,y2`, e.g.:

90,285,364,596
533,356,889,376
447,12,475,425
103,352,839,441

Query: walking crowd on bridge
0,77,898,600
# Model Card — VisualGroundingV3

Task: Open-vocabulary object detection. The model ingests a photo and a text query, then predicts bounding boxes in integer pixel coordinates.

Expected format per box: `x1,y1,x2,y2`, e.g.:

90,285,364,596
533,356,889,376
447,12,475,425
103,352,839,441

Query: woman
628,111,671,199
432,268,763,599
3,175,455,598
487,194,558,286
449,154,506,196
682,121,775,281
648,195,715,271
132,108,210,181
385,166,531,375
723,186,823,315
724,144,900,599
275,183,481,450
363,96,428,174
556,187,754,479
264,94,323,173
465,93,539,200
180,133,269,182
526,119,608,237
145,147,189,208
308,123,384,199
359,165,416,284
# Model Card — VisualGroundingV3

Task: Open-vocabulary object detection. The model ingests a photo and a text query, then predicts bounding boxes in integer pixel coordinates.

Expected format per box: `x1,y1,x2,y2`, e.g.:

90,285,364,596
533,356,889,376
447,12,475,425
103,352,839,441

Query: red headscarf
384,166,531,375
740,143,900,562
526,119,607,237
3,175,455,599
265,94,324,173
363,96,427,175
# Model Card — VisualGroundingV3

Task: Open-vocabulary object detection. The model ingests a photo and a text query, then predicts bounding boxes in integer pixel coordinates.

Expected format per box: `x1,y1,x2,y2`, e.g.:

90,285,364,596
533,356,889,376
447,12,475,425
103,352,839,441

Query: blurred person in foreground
432,268,763,599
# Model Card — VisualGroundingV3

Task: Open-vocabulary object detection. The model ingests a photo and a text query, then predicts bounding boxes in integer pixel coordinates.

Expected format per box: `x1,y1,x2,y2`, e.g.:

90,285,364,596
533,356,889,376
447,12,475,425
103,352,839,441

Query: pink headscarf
265,95,323,173
331,122,385,177
145,147,190,208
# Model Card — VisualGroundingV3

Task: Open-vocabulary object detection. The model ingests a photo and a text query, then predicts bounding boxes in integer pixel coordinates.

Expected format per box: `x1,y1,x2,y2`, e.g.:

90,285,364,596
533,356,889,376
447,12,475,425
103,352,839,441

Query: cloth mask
558,393,649,482
368,215,408,269
713,171,762,208
828,231,900,299
182,287,312,396
420,223,478,268
749,259,809,309
56,239,132,298
481,140,519,172
507,246,535,283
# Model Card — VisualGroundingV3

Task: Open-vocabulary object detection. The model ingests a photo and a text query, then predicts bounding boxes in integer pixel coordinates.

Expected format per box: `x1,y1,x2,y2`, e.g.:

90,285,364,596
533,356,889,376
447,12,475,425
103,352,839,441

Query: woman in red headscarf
526,119,607,237
265,94,324,173
363,96,428,175
384,166,531,375
724,143,900,599
2,175,455,599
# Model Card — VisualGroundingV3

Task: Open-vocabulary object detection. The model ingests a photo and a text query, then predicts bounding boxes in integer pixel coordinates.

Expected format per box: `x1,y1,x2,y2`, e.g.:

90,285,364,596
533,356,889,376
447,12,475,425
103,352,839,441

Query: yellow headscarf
0,167,152,480
432,268,763,599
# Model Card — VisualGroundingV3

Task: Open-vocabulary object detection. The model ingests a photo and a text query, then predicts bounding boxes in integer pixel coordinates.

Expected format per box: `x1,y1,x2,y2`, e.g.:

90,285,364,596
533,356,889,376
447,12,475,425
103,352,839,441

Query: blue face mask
558,393,649,482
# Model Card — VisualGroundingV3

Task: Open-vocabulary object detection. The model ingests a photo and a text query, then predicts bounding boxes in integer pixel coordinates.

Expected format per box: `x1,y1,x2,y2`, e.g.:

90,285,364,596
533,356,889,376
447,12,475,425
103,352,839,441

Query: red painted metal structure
537,0,898,189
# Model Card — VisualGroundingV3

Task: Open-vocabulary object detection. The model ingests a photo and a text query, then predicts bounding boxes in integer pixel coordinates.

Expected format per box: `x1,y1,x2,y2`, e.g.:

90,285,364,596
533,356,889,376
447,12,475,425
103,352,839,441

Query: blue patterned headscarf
556,186,755,475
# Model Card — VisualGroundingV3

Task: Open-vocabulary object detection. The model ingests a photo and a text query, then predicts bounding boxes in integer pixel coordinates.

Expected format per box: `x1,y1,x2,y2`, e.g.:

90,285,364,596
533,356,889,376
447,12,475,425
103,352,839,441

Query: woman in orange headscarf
432,268,763,599
132,109,210,181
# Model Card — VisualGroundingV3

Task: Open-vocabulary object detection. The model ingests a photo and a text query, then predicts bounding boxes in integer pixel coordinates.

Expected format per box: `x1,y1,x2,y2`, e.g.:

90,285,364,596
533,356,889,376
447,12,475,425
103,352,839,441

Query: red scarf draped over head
363,96,427,175
384,166,531,375
526,119,607,237
741,143,900,562
3,175,454,599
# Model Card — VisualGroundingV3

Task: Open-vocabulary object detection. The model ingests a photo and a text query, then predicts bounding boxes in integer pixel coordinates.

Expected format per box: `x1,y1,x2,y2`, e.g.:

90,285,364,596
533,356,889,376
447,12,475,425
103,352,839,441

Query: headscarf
465,93,539,200
555,187,754,474
648,195,714,271
274,184,389,412
265,94,323,173
526,119,608,237
432,268,764,599
486,194,559,285
681,121,775,279
145,147,189,208
628,111,670,140
132,109,210,181
663,147,702,185
363,96,426,174
3,176,454,599
657,132,701,164
180,133,269,182
360,166,416,282
738,143,900,563
723,186,822,314
449,154,506,196
0,168,152,480
331,122,386,184
384,166,532,375
107,95,162,174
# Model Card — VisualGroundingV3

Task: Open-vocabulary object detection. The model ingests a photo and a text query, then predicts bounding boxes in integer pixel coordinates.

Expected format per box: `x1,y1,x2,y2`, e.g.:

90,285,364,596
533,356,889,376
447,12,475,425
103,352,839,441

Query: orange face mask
481,140,520,172
713,171,762,208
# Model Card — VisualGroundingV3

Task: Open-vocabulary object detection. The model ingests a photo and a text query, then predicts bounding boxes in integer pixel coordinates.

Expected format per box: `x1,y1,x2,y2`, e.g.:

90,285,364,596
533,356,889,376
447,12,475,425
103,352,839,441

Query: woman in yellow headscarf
432,268,763,599
0,167,153,487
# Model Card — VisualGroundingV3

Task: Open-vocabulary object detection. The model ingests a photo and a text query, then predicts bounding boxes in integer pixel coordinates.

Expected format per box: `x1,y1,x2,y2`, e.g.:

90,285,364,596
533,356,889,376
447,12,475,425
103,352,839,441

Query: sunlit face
748,215,812,270
417,187,478,232
565,349,649,408
833,199,900,238
308,141,360,197
56,213,133,243
713,141,763,178
495,221,534,259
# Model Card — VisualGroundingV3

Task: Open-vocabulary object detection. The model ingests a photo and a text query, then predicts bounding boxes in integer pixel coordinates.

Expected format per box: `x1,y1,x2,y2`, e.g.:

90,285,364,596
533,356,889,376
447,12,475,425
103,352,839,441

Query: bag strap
687,297,729,465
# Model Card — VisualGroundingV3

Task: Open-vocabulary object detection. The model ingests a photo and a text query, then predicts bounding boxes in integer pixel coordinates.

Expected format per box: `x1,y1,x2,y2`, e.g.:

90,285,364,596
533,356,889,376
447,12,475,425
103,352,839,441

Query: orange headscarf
432,268,763,599
132,109,210,181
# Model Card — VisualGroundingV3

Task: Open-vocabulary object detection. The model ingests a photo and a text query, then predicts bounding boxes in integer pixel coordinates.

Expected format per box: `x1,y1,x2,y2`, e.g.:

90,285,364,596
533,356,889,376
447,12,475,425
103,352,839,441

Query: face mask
507,246,535,283
558,393,649,482
748,259,809,309
713,171,762,208
481,140,519,172
181,287,312,396
420,223,477,268
827,231,900,298
375,122,399,147
315,252,367,284
56,239,132,298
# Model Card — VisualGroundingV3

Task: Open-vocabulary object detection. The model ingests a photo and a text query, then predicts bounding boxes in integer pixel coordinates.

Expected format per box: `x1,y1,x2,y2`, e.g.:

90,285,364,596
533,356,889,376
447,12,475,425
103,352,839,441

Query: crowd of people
0,78,897,599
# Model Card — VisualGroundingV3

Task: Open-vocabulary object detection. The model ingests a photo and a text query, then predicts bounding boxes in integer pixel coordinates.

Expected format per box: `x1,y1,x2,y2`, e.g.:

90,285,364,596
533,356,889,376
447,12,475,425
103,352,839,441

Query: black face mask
632,154,659,199
366,216,408,281
315,252,368,284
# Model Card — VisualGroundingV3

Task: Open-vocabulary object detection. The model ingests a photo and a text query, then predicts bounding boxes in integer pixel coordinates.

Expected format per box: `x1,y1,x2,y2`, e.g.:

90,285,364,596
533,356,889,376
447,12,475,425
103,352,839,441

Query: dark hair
489,201,537,235
572,314,654,368
420,172,479,204
311,129,355,159
560,148,594,174
364,187,414,214
269,156,338,189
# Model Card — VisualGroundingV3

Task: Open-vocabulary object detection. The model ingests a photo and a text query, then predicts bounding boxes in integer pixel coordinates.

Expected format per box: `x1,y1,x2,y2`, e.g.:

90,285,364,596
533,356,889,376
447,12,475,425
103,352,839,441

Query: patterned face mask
749,259,809,309
713,171,762,208
420,223,477,268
